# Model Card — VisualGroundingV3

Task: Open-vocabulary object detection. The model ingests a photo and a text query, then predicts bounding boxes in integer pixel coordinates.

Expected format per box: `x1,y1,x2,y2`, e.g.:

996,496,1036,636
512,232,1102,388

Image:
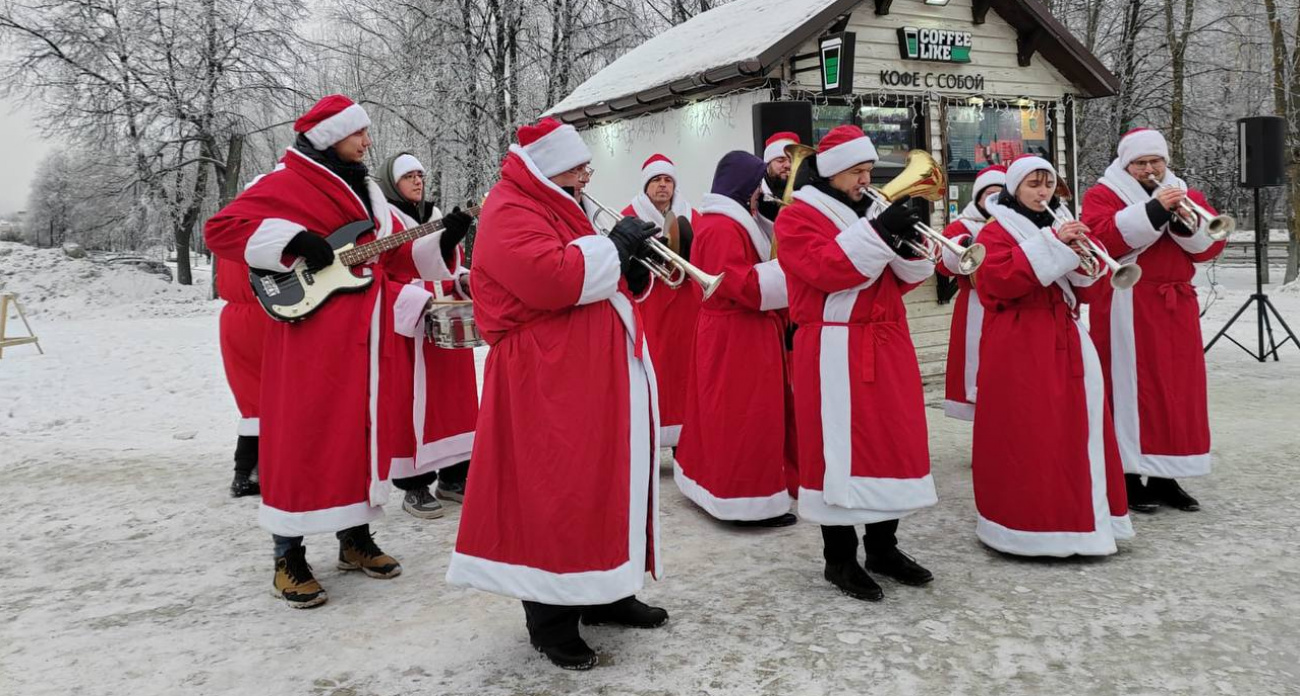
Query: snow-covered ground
1,241,1298,695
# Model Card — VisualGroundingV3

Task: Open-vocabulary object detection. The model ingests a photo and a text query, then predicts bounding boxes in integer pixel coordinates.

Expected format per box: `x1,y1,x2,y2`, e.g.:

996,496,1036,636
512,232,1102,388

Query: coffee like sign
898,27,973,64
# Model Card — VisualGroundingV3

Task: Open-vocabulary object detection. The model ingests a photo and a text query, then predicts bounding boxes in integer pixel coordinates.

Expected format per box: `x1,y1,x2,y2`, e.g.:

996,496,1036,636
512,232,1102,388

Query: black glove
608,216,659,273
871,197,924,259
756,197,782,223
625,255,651,295
676,215,694,262
284,231,335,271
440,206,474,257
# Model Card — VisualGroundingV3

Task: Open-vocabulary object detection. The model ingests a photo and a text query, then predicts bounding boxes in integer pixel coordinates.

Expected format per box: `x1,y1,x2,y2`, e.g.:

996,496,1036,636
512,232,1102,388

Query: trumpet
1147,175,1234,240
1047,201,1142,290
582,193,724,301
861,150,985,275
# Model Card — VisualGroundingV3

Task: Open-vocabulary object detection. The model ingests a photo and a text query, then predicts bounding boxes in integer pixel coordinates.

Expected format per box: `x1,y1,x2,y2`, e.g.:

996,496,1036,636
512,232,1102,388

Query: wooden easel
0,293,43,358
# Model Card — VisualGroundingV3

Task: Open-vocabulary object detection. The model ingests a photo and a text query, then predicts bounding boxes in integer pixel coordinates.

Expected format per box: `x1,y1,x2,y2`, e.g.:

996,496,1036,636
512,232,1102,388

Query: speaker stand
1205,186,1300,360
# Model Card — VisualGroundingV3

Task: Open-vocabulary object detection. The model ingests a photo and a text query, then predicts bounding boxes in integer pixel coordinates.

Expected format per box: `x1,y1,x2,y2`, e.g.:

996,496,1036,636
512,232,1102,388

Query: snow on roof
547,0,843,116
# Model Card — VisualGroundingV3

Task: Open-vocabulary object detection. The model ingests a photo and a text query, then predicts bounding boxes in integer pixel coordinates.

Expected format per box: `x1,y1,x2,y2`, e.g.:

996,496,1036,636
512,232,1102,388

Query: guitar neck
340,206,480,266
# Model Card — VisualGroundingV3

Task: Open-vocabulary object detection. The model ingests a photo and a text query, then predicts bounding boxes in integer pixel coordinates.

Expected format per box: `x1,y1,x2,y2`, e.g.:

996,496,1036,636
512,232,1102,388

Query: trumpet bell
958,243,987,275
1111,264,1143,290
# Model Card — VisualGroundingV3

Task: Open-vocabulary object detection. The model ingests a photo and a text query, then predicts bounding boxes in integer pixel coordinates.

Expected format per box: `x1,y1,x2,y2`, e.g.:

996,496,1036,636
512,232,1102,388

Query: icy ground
1,242,1298,695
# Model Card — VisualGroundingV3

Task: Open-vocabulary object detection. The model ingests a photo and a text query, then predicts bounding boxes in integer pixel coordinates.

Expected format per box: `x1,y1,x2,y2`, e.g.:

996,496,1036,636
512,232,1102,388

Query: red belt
804,315,903,383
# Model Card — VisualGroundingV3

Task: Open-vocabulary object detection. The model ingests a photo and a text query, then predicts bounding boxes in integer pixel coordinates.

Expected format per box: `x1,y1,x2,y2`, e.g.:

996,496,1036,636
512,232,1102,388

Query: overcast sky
0,99,53,217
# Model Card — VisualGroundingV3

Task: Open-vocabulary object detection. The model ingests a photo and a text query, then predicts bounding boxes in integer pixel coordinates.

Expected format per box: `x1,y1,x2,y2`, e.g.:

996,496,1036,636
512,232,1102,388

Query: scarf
294,134,372,215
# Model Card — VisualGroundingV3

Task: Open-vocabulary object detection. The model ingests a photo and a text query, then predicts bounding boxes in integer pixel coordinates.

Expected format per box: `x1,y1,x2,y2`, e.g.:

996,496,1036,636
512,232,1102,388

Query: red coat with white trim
621,201,701,448
204,148,438,536
1081,178,1224,479
216,256,271,437
971,199,1132,556
775,186,936,525
673,193,795,521
381,208,477,481
936,216,987,422
445,148,660,606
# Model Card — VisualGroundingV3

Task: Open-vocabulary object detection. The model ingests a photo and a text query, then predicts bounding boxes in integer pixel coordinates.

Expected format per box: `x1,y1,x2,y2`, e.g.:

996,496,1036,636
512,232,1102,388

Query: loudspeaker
752,102,814,156
1238,116,1287,188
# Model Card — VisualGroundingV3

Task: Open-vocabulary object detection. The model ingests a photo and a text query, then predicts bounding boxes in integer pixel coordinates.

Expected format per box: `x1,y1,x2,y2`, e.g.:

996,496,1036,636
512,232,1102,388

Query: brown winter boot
273,546,328,609
337,530,402,579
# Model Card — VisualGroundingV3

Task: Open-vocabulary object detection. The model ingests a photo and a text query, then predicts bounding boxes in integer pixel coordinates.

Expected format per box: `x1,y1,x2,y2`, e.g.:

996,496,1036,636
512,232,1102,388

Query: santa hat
1116,128,1170,166
640,154,676,191
1004,155,1056,195
972,165,1007,199
391,154,424,181
295,94,372,150
815,125,879,178
763,132,801,163
516,117,592,178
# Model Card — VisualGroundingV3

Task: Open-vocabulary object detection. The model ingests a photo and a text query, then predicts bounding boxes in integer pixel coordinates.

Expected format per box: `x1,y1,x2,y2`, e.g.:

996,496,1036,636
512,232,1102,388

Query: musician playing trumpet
1081,129,1227,515
774,126,938,600
972,155,1133,557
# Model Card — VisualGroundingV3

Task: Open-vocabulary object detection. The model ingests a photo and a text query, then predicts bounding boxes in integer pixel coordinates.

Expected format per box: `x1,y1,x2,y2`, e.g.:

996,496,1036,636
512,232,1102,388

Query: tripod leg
1204,295,1256,353
1261,295,1300,358
1261,299,1278,361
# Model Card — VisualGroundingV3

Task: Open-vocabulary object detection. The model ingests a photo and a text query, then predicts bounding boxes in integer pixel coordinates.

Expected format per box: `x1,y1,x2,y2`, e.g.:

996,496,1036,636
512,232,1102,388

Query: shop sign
898,27,973,64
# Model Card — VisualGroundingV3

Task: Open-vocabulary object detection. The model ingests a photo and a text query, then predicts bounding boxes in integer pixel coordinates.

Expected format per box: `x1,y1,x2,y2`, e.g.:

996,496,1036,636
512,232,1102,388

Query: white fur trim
1117,130,1169,167
393,284,433,338
1109,285,1142,474
367,293,391,506
1019,230,1082,287
941,233,972,275
1134,453,1212,478
237,418,260,436
816,138,879,178
796,487,921,525
412,234,454,281
659,424,682,448
1170,225,1216,255
568,236,620,305
244,218,306,272
1005,156,1055,196
1114,201,1163,250
414,432,476,474
975,514,1117,557
391,154,424,182
699,193,769,260
835,219,895,280
304,103,371,150
1112,514,1135,541
508,145,594,227
673,461,791,521
640,159,676,190
962,286,984,403
259,500,383,537
942,400,975,421
888,255,934,285
764,138,796,163
521,123,592,178
755,259,789,311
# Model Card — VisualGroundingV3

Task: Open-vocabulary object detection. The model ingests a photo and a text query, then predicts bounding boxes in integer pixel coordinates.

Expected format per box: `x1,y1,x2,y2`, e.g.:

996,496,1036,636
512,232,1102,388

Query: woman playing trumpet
972,155,1133,558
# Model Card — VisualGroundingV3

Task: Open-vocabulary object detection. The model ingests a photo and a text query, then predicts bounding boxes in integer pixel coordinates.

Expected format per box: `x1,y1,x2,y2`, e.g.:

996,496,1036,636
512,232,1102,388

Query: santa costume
938,165,1006,421
445,118,666,670
620,154,701,448
756,131,801,237
674,151,797,525
775,125,937,598
1081,129,1225,512
216,256,271,496
972,155,1133,557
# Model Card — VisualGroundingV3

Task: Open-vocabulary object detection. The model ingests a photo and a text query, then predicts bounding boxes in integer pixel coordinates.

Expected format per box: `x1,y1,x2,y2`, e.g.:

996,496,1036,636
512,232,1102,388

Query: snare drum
424,299,485,349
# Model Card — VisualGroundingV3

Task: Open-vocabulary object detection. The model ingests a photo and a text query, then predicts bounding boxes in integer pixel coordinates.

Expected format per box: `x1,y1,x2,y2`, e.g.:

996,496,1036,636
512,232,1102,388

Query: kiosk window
811,104,918,170
945,104,1052,173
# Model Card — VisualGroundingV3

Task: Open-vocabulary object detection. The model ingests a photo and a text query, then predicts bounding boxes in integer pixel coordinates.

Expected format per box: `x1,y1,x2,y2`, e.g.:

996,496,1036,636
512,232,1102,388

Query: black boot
1147,477,1200,511
231,435,260,498
823,561,884,601
534,639,598,670
865,548,934,586
581,596,669,628
733,512,798,528
1126,474,1159,513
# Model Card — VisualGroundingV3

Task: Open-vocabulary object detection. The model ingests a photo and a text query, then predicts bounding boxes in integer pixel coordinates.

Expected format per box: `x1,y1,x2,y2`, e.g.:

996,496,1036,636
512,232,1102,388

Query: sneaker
824,561,884,601
402,487,445,519
230,470,260,498
337,531,402,579
1147,478,1200,511
273,546,328,608
434,480,466,504
581,596,669,628
865,547,934,586
533,638,598,670
1126,474,1159,514
733,513,798,528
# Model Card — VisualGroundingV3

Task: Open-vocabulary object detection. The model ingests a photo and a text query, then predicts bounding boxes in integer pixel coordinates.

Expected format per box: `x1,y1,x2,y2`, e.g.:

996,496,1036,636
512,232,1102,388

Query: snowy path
1,266,1298,695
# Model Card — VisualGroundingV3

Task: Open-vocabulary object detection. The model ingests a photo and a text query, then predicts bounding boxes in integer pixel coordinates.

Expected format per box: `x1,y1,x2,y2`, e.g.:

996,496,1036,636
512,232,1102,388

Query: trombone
861,150,986,275
1147,175,1235,241
582,193,724,301
1046,198,1142,290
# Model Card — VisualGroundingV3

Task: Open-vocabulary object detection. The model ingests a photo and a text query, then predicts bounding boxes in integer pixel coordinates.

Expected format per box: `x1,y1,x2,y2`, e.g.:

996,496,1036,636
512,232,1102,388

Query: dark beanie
710,151,767,207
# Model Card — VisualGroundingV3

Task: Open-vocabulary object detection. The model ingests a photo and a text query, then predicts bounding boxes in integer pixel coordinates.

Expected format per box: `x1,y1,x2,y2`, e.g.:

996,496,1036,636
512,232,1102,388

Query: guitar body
249,221,377,322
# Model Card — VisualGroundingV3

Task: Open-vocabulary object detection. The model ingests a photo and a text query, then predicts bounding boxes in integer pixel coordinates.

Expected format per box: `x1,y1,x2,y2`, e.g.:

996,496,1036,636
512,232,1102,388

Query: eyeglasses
565,165,595,179
1129,157,1165,169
